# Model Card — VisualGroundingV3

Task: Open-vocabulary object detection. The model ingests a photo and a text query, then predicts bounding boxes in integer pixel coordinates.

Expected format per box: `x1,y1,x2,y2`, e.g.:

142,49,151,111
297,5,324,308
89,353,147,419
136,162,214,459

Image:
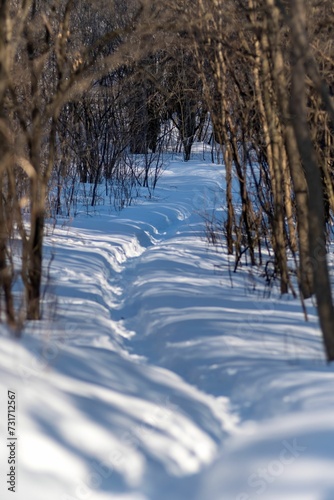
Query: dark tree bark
289,0,334,361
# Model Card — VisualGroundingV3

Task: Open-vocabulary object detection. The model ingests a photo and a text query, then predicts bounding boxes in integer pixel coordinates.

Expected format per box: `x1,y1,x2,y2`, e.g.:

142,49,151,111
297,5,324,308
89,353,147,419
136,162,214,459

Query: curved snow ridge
44,227,149,356
53,225,147,268
115,204,193,242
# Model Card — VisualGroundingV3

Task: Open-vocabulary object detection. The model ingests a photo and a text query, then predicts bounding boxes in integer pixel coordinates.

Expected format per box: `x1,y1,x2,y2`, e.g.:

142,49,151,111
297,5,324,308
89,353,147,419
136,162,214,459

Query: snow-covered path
1,155,334,500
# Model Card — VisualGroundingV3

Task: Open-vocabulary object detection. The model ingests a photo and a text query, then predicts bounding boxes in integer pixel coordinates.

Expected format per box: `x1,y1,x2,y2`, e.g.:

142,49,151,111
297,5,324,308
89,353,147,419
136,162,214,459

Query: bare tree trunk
290,0,334,361
224,145,234,255
26,207,44,320
264,0,314,298
0,170,15,327
254,30,289,292
281,147,297,253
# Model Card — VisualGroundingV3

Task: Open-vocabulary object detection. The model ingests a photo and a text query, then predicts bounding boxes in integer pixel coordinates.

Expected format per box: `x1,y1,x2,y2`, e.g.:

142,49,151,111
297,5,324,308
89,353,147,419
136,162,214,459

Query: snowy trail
1,154,334,500
0,157,234,500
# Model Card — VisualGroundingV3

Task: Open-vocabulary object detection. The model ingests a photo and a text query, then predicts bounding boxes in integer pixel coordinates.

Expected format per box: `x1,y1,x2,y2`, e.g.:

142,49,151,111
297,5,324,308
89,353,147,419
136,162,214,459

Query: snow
1,150,334,500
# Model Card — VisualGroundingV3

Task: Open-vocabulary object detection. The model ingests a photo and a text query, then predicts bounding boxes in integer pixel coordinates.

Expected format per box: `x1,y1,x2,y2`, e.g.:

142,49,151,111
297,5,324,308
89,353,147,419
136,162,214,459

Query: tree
287,0,334,360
